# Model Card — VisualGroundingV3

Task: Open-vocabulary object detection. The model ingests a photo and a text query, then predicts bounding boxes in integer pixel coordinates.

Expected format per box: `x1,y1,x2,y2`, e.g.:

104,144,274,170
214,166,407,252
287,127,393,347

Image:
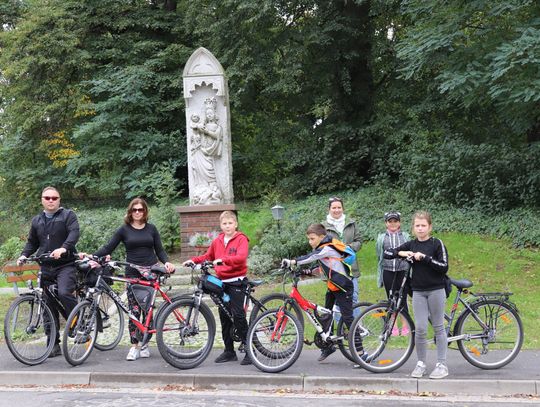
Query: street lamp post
271,205,285,232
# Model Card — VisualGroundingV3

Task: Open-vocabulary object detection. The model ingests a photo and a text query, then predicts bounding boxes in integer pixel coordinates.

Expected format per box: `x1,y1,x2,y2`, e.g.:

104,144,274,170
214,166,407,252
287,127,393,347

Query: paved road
0,387,537,407
1,345,539,397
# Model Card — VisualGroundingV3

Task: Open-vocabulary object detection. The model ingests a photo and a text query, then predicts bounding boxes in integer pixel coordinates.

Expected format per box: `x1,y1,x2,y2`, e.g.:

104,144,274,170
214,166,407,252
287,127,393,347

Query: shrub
247,186,540,275
398,140,540,211
0,236,25,266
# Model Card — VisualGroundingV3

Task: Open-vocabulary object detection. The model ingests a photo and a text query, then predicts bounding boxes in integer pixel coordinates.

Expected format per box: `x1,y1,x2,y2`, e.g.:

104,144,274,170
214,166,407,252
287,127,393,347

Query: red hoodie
191,232,249,280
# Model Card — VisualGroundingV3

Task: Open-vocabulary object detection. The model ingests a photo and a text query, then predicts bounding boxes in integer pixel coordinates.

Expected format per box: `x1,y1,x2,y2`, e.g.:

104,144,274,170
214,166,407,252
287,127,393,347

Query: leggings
412,288,447,364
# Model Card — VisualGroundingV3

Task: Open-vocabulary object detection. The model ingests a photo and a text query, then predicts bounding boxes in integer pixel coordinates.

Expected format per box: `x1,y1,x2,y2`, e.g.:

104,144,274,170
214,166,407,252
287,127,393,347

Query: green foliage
0,0,189,208
248,186,540,275
185,0,377,197
398,139,540,211
76,207,126,258
397,0,540,136
0,236,24,266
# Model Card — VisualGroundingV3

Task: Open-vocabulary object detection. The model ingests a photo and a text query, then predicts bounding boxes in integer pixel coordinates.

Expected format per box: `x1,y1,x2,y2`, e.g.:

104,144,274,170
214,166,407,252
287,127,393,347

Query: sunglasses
42,196,59,201
328,196,343,203
131,208,145,213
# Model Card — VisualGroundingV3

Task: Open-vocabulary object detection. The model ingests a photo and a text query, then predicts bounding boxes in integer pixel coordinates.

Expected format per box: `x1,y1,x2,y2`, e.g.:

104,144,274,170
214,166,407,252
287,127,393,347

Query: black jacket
384,237,448,292
22,207,80,266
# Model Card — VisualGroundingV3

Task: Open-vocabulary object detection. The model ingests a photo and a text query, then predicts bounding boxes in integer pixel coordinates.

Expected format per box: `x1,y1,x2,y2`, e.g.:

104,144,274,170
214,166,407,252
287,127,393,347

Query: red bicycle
62,257,176,366
246,264,370,373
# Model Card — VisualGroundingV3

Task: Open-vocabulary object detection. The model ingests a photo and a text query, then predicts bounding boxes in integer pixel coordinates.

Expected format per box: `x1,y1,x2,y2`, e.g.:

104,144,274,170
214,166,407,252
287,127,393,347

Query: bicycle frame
279,271,333,342
444,287,514,344
87,269,184,343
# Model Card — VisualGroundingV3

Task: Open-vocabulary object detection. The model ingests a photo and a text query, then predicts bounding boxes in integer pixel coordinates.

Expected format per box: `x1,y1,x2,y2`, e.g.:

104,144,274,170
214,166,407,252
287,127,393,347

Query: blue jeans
333,277,360,321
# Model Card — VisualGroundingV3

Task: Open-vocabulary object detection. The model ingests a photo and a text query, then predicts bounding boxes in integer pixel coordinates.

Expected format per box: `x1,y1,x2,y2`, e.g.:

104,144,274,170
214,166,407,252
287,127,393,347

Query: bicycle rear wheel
155,298,215,369
337,301,372,362
250,293,304,328
247,308,303,373
62,300,98,366
455,300,523,369
348,302,415,373
94,291,124,351
4,295,57,365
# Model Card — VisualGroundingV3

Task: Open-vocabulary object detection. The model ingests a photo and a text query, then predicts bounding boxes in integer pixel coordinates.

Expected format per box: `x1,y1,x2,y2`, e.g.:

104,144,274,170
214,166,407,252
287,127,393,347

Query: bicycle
245,265,371,373
3,253,109,365
348,271,524,373
61,258,175,366
155,261,300,370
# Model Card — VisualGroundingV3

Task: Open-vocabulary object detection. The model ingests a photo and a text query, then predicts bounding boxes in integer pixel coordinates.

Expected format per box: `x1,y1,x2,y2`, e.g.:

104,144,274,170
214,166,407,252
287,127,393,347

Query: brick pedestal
176,204,237,262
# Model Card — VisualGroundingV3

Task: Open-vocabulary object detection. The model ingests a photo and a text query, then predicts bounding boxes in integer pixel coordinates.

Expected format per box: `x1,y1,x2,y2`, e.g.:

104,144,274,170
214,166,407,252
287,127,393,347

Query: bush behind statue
247,187,540,275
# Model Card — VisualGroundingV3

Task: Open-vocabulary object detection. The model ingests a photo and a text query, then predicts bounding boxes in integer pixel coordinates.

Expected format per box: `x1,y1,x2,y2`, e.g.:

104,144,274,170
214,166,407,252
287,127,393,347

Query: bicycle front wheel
156,298,216,369
4,295,57,365
349,302,415,373
247,308,303,373
455,300,523,369
94,291,124,351
62,300,98,366
250,293,304,328
337,301,372,362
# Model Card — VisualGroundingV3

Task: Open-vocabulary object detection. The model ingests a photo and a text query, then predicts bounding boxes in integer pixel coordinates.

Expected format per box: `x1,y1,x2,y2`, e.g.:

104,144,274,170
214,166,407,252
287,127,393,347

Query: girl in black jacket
384,211,449,379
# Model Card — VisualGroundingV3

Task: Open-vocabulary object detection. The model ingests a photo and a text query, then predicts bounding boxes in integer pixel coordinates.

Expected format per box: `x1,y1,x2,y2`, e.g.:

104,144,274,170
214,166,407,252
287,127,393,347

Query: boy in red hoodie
182,210,251,365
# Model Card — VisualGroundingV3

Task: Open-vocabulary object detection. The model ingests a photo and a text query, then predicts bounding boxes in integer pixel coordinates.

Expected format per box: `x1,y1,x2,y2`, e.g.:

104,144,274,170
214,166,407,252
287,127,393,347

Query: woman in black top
94,197,175,361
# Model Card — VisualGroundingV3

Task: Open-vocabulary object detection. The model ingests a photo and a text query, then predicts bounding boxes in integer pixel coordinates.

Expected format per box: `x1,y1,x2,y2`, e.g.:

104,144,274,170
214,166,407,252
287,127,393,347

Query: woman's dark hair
328,196,344,210
124,197,149,225
306,223,327,236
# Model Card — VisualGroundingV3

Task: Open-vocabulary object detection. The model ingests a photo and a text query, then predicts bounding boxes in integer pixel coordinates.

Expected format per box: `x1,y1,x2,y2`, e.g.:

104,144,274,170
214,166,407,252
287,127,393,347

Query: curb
1,371,538,396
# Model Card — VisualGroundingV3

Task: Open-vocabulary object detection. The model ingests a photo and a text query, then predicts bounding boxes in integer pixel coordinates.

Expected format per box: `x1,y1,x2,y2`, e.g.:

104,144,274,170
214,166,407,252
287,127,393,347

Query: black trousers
219,280,249,352
324,279,354,329
42,264,78,344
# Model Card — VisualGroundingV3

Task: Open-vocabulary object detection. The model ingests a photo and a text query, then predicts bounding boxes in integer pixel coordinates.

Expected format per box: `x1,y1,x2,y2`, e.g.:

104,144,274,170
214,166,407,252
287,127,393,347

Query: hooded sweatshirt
192,232,249,280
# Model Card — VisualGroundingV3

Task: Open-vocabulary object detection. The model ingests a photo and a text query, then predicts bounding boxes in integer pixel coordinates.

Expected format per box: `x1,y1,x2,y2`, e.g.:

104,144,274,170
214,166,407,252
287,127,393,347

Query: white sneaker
126,346,140,361
429,362,449,379
411,361,427,378
140,345,150,358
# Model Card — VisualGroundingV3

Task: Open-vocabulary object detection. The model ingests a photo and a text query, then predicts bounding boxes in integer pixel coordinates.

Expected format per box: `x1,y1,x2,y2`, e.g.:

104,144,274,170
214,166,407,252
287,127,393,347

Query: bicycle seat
248,279,264,288
450,278,473,289
150,266,168,275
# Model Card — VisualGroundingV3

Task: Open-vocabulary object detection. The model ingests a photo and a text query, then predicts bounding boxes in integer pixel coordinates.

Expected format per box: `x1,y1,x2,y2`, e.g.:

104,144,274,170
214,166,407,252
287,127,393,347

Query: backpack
319,238,356,277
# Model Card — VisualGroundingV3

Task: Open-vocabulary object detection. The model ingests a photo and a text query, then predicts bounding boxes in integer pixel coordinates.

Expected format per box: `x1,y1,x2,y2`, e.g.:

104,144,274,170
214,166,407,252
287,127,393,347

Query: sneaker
214,351,237,363
317,345,336,362
401,325,410,336
411,361,427,378
126,346,140,361
392,326,400,336
48,343,62,358
240,353,252,365
429,362,449,379
140,345,150,358
352,352,370,368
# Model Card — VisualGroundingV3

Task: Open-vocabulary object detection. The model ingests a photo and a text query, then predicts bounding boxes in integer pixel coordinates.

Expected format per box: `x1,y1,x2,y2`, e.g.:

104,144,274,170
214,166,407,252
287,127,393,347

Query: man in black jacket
17,186,80,357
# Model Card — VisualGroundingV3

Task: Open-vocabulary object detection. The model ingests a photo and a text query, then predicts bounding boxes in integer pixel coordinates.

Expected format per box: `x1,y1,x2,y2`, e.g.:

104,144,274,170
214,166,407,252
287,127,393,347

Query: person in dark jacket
384,211,449,379
18,186,80,357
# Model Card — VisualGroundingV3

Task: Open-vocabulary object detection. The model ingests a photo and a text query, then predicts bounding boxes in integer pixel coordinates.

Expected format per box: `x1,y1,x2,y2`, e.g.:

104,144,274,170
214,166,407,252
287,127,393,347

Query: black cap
384,211,401,222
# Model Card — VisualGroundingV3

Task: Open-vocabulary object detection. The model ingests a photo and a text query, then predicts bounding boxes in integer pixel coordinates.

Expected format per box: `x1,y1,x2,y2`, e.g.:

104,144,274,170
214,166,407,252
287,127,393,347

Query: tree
396,0,540,140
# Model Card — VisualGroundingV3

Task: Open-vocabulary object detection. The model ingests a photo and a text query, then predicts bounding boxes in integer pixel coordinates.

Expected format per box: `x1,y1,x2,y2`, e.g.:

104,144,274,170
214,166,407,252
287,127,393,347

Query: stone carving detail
183,48,233,205
190,98,223,205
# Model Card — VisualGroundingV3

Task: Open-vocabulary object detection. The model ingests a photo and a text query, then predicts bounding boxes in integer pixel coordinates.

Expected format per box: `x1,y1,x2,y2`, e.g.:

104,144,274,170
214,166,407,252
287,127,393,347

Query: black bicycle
348,270,524,372
3,253,119,364
155,261,302,369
